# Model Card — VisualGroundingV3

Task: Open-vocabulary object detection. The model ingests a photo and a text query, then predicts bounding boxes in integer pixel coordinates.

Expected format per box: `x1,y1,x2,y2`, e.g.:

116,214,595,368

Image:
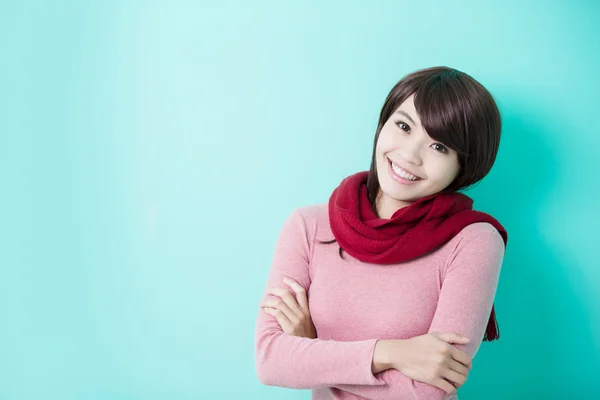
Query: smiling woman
371,68,501,217
255,66,508,400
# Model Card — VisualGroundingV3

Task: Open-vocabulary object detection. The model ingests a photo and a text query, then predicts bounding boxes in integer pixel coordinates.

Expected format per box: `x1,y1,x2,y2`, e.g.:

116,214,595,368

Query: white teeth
391,162,420,181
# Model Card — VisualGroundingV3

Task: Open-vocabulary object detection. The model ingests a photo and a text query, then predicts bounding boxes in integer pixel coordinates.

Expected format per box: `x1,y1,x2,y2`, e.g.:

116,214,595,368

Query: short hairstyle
366,66,502,206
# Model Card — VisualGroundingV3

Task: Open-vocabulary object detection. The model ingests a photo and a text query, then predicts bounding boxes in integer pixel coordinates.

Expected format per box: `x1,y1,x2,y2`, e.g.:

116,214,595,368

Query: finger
432,377,456,395
450,347,473,369
442,368,467,388
262,296,300,324
268,287,304,319
449,359,470,377
283,277,309,311
263,307,294,332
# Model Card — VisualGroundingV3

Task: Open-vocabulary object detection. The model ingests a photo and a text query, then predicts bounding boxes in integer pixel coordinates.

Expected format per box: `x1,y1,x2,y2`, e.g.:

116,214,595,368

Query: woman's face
375,94,461,215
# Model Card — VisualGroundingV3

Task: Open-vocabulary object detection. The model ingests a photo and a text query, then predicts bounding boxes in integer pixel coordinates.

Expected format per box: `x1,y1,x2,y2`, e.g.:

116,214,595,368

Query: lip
388,158,423,184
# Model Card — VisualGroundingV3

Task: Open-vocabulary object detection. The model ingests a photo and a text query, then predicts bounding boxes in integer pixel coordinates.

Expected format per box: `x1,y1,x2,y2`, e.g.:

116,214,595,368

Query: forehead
394,94,421,123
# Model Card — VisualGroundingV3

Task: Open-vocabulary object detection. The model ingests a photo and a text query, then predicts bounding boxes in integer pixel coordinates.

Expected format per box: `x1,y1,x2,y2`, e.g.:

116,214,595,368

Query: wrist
372,339,395,373
389,338,407,371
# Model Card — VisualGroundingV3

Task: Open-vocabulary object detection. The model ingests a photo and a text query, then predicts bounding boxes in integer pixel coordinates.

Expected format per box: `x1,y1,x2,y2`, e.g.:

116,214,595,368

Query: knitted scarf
328,171,508,341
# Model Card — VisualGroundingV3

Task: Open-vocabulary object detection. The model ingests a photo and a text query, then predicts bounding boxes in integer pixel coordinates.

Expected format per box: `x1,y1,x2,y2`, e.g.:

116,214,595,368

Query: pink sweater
255,203,506,399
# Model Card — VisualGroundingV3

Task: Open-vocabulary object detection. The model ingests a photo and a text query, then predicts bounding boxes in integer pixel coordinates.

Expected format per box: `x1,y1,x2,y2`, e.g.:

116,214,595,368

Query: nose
397,140,422,166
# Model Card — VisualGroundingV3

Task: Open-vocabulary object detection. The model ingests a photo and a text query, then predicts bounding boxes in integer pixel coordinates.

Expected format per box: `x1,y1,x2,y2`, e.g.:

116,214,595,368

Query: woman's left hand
259,277,317,339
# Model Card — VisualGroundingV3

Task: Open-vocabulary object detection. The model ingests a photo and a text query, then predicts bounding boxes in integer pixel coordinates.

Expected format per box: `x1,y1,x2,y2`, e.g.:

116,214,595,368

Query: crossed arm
255,209,505,399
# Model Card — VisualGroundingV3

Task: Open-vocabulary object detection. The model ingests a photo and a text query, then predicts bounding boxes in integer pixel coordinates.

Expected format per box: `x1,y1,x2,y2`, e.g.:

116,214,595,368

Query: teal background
1,1,599,399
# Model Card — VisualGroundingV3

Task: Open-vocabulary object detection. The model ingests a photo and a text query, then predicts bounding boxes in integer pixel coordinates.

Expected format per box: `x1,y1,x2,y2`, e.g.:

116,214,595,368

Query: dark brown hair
320,66,502,253
366,66,502,202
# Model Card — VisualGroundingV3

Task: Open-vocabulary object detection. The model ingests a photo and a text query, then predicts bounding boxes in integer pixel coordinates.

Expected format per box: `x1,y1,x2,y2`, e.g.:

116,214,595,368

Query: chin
380,182,420,203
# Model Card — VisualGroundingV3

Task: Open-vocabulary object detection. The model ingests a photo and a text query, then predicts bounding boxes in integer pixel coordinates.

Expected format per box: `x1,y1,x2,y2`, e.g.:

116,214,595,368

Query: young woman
255,66,508,400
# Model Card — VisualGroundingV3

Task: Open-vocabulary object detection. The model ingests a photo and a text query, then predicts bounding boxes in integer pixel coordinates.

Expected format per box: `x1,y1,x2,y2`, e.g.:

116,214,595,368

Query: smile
388,159,423,183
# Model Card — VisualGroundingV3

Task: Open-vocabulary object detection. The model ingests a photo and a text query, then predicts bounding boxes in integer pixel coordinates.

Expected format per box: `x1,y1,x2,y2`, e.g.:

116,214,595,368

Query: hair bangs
413,74,470,157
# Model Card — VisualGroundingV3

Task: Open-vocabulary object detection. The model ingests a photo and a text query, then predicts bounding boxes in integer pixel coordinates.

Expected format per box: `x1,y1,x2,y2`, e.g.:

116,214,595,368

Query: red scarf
328,171,508,341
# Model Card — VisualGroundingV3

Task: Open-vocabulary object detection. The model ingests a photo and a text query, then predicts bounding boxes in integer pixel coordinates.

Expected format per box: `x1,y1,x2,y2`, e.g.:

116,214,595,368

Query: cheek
447,155,461,180
450,163,461,181
376,130,394,154
429,158,460,184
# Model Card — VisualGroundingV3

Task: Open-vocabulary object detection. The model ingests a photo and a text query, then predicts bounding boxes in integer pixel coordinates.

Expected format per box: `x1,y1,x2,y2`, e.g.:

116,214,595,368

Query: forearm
335,368,457,400
335,339,455,400
256,328,387,389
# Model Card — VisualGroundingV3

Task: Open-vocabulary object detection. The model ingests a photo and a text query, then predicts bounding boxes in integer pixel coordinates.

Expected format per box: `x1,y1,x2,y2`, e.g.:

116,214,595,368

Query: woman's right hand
386,332,473,395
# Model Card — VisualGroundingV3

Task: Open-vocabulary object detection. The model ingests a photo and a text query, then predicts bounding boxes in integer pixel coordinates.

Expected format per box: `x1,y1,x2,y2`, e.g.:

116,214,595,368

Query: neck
375,190,413,219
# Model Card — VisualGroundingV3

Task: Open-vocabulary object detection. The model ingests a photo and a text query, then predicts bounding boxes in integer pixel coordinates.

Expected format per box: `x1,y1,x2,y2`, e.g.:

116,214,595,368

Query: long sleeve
330,223,506,400
254,208,387,389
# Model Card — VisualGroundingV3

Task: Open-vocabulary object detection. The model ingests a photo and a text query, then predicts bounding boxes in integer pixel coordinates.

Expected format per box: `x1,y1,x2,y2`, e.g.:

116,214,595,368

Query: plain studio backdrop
1,1,599,399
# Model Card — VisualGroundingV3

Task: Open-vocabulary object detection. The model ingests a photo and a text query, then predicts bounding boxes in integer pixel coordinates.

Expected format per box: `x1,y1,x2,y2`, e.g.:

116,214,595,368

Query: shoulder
276,204,328,264
294,203,328,224
283,203,332,245
439,222,507,278
446,222,506,260
456,222,504,241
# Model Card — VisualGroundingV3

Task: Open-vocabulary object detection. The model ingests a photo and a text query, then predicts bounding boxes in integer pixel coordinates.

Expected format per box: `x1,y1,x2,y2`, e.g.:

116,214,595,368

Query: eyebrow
395,110,417,126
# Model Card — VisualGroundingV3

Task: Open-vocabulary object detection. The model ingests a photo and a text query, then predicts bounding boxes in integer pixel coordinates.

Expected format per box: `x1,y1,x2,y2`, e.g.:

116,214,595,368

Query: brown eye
432,143,448,154
395,121,410,132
